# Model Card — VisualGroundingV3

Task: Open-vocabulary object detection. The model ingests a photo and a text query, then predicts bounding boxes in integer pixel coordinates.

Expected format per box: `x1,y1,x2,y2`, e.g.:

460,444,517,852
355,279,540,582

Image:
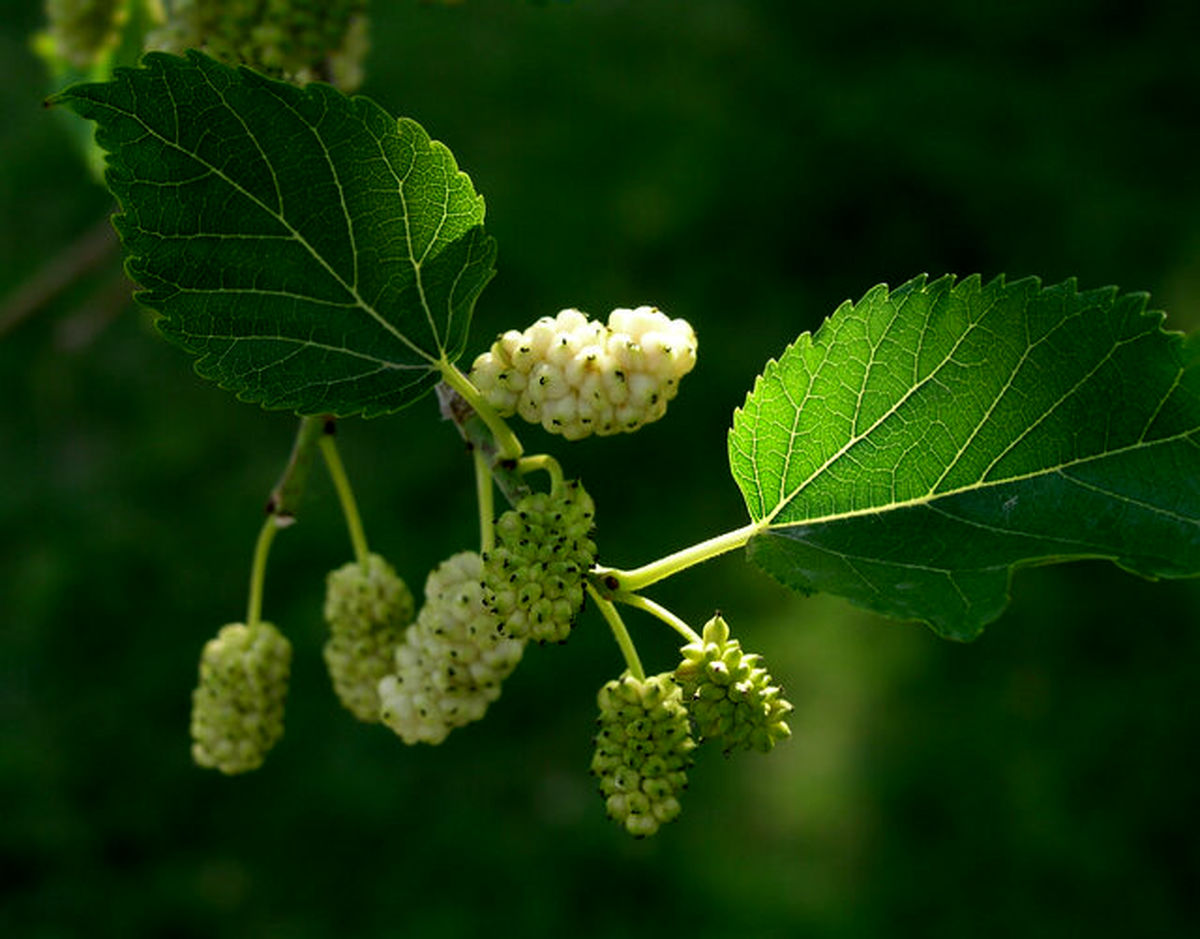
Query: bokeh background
3,1,1199,936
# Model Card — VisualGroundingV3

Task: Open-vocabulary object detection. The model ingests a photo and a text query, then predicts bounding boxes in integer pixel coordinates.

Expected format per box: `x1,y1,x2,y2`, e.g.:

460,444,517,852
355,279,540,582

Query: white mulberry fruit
674,614,792,754
378,552,524,745
482,480,596,644
323,553,415,722
469,306,697,440
190,620,292,774
591,672,695,837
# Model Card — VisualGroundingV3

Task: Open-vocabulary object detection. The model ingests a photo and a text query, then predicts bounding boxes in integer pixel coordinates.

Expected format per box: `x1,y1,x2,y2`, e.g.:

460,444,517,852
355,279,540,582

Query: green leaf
729,274,1200,640
51,51,496,416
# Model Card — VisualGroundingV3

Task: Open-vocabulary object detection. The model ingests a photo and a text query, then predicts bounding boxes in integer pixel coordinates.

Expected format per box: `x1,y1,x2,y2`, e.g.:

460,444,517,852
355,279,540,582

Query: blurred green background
3,1,1199,936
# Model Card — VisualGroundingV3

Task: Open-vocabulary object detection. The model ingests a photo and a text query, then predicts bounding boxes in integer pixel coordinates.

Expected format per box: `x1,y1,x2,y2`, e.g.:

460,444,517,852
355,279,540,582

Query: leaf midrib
759,289,1185,530
759,288,985,526
762,425,1199,536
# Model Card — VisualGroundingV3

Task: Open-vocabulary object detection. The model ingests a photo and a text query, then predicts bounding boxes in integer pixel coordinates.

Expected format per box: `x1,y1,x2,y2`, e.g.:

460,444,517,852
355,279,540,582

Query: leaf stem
475,447,495,555
267,416,325,521
616,593,702,644
516,453,564,495
438,361,524,460
588,584,645,681
319,428,370,567
246,514,282,629
595,521,764,594
436,382,531,508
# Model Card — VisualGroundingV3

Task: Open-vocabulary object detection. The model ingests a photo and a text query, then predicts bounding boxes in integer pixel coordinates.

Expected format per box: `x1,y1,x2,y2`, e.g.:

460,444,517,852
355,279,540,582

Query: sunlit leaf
729,274,1200,639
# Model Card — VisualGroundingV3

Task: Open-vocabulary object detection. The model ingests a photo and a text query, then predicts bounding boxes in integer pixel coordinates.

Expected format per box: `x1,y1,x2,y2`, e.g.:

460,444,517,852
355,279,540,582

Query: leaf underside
730,274,1200,640
52,51,496,417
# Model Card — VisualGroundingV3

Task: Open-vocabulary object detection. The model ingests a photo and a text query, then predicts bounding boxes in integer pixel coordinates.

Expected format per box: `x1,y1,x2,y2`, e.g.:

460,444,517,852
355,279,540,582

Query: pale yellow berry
468,306,697,440
378,552,524,745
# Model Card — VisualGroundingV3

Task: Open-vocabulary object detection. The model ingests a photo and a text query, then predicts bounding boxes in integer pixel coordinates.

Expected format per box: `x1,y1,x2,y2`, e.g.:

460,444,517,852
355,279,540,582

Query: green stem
436,381,531,507
319,431,370,566
617,593,702,644
588,584,645,681
475,447,495,555
516,453,564,495
595,521,765,594
267,416,325,520
246,514,281,629
439,361,524,461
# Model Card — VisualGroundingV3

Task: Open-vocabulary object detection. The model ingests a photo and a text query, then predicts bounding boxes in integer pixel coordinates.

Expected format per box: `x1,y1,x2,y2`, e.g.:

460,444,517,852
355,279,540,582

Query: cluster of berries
190,478,593,766
469,307,697,440
591,614,792,836
482,480,596,643
369,480,594,740
180,290,790,835
147,0,369,89
190,621,292,774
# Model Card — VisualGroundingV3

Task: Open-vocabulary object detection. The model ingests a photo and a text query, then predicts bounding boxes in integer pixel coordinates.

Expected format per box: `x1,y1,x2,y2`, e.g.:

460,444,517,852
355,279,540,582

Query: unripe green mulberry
482,479,596,643
674,614,792,754
591,672,695,837
469,306,697,440
323,553,415,722
147,0,369,90
36,0,127,71
190,621,292,774
378,552,524,745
